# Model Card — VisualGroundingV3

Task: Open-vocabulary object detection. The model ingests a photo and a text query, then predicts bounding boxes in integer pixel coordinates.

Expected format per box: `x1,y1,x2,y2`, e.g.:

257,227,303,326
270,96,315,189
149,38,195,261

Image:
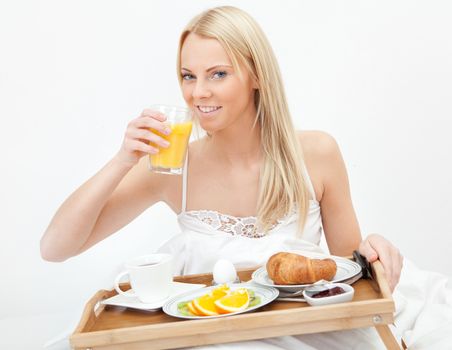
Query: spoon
277,279,330,298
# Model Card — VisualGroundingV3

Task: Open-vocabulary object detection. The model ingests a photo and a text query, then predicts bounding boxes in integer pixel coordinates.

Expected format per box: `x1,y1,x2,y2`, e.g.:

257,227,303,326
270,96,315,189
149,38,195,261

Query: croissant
266,252,337,285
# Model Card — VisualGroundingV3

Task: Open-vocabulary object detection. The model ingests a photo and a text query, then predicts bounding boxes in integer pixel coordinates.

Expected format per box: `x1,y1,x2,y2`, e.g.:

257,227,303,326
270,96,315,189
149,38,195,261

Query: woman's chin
198,120,219,133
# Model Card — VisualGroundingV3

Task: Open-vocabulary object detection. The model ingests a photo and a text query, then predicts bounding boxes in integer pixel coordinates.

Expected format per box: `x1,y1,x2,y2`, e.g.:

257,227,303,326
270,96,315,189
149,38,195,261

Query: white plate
101,281,206,311
252,251,362,292
162,282,279,319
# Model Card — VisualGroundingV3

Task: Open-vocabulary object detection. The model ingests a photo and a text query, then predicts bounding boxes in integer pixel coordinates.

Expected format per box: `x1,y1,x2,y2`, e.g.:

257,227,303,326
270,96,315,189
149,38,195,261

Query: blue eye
212,71,227,80
181,73,195,81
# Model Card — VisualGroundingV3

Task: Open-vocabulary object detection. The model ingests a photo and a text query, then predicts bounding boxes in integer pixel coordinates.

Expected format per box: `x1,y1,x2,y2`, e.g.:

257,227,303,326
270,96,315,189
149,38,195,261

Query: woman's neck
204,116,262,167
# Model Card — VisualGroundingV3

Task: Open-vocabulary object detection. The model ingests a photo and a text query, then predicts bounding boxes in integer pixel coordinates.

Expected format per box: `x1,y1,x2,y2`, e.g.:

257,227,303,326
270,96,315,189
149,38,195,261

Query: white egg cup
211,276,241,286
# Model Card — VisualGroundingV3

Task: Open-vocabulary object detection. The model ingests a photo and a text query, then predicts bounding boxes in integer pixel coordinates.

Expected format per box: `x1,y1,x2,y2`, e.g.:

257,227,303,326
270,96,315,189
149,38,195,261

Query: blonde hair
177,6,311,235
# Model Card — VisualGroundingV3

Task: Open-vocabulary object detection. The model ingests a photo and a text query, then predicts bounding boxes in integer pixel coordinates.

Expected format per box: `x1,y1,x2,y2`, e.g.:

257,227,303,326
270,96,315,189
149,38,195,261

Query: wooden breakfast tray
70,260,403,350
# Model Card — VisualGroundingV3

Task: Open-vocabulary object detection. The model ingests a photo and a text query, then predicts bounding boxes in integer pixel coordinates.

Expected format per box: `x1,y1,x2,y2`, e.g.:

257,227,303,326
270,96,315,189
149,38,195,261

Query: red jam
311,286,346,298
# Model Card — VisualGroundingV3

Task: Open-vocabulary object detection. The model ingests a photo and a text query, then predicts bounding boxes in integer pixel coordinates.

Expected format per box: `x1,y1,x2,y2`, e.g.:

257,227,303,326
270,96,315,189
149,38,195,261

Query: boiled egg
213,259,238,284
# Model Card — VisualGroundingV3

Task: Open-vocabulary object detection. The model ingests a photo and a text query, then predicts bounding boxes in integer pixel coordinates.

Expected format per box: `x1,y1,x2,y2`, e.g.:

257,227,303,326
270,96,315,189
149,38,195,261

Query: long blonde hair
177,6,311,235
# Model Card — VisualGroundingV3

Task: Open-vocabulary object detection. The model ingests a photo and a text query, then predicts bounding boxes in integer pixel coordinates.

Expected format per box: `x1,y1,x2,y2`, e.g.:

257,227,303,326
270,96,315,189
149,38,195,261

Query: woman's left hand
358,233,403,292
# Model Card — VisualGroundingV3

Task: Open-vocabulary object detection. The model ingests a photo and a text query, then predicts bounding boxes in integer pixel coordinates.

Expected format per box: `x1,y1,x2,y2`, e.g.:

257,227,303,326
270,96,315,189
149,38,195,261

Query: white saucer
101,281,206,311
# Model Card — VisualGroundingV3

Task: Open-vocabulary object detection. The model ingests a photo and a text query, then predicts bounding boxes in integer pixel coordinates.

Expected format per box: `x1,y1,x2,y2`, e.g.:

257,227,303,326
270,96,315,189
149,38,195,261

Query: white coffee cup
114,254,173,303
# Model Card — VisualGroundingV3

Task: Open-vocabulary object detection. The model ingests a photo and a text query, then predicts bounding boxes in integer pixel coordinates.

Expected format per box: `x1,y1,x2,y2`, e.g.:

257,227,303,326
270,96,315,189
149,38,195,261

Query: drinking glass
148,105,193,175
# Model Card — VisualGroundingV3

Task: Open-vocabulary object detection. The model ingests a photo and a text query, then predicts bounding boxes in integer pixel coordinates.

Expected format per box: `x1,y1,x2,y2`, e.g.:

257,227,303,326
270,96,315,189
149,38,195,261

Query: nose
192,79,212,100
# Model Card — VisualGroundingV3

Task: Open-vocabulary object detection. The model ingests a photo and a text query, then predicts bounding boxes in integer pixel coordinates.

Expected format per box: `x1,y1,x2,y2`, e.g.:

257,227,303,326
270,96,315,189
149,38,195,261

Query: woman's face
180,33,258,133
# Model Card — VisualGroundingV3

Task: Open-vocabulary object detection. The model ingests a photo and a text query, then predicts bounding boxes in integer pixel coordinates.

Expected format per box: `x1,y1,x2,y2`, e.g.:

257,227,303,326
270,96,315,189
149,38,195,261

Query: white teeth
198,106,221,113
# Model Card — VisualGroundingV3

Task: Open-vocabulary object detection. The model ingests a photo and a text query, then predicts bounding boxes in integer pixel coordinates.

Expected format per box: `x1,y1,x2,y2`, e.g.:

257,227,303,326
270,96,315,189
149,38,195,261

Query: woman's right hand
115,108,172,167
41,109,173,262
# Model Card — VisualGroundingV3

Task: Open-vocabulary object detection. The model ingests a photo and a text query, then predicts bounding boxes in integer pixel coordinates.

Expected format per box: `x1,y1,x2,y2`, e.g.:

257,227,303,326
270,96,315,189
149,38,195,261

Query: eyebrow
181,64,233,73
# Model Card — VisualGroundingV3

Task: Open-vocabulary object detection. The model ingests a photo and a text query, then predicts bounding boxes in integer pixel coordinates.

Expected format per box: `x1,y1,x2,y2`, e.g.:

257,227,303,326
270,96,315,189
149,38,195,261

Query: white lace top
183,209,297,238
157,152,325,275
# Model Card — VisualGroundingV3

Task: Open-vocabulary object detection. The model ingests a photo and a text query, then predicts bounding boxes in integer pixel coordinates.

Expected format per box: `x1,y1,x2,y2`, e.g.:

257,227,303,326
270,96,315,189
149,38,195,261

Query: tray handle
73,289,116,335
371,260,392,299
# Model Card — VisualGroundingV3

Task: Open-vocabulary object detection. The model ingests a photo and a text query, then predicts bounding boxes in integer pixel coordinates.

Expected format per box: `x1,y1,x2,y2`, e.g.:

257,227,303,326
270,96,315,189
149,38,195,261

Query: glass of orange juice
148,105,193,175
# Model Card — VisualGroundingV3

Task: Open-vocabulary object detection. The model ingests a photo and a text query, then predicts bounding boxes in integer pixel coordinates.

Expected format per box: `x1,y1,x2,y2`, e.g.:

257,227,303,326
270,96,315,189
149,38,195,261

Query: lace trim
184,209,297,239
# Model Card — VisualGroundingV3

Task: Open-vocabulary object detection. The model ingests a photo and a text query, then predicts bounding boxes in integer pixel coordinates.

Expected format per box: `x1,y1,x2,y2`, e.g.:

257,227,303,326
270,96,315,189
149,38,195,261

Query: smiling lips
197,105,222,115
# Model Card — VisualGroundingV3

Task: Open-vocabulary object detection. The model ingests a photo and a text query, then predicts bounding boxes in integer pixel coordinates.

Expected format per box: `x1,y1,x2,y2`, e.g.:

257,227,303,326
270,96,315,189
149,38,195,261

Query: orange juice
149,121,193,173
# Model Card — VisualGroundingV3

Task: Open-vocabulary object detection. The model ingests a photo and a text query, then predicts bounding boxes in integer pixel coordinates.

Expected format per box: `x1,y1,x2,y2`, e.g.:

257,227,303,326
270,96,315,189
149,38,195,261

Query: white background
1,0,451,349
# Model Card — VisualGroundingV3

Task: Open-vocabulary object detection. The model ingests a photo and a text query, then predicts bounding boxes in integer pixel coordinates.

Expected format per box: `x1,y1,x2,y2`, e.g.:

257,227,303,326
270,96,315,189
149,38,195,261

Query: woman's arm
40,110,171,262
300,131,402,291
318,133,362,255
300,131,362,255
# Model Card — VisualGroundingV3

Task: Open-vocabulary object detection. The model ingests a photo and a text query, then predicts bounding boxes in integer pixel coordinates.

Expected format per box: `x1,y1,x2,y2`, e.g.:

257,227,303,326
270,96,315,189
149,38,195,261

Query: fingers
131,114,172,136
125,140,159,155
358,239,378,262
116,109,174,166
360,234,403,292
127,128,170,148
371,239,394,290
125,109,173,150
140,108,167,122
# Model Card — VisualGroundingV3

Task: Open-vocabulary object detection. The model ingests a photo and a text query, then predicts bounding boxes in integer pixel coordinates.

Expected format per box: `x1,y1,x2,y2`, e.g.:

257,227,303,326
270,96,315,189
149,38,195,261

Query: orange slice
210,284,230,300
189,284,231,317
193,294,219,316
214,288,250,314
187,301,201,316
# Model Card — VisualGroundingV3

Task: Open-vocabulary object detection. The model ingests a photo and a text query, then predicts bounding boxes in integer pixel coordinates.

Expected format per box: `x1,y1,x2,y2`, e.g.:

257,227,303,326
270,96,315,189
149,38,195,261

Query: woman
40,6,401,287
41,6,411,348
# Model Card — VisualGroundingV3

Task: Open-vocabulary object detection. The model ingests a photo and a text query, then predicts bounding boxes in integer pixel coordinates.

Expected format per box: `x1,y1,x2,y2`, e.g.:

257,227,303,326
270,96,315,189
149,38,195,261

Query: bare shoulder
297,130,340,160
296,130,343,201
